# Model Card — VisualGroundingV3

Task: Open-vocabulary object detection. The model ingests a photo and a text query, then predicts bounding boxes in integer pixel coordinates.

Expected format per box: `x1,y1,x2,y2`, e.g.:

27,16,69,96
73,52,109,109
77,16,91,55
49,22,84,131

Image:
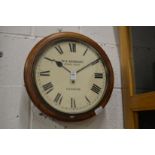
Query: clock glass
34,40,107,114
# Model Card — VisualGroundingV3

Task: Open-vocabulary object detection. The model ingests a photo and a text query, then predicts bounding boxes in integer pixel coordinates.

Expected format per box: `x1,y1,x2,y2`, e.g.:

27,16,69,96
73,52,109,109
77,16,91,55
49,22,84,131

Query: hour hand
44,57,71,73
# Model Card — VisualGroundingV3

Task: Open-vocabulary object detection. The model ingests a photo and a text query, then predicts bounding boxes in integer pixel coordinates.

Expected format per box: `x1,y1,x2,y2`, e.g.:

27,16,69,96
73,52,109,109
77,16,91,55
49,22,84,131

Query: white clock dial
34,40,107,114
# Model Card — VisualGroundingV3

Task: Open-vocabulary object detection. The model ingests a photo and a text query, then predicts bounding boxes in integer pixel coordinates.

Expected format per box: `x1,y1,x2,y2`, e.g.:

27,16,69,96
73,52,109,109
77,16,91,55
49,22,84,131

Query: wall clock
24,32,114,122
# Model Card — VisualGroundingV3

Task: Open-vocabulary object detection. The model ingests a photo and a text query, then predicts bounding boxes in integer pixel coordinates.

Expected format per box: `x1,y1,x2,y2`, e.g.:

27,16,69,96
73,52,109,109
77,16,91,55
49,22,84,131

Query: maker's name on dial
66,87,81,91
62,59,84,66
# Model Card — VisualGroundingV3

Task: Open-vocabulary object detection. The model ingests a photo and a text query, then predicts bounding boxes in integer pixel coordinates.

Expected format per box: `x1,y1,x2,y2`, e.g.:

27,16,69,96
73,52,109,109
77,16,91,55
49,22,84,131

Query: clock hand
44,57,71,73
55,61,71,73
76,58,101,73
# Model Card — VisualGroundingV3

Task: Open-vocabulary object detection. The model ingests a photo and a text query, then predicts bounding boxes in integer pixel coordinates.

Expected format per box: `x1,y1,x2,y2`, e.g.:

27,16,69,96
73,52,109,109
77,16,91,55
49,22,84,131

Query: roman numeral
94,73,103,78
91,84,101,94
69,43,76,52
71,98,76,109
40,71,50,76
42,82,54,94
55,45,63,54
83,48,88,56
54,93,63,104
85,96,91,104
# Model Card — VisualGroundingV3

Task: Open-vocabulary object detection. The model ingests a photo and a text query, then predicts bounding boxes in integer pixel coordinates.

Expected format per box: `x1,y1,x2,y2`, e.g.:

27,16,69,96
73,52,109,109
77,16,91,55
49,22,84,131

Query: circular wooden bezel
24,32,114,122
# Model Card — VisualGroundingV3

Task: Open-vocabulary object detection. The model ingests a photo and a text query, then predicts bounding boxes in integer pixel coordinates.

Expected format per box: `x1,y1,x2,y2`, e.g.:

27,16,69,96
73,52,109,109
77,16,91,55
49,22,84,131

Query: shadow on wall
113,27,119,45
19,87,31,129
32,104,107,129
52,109,107,129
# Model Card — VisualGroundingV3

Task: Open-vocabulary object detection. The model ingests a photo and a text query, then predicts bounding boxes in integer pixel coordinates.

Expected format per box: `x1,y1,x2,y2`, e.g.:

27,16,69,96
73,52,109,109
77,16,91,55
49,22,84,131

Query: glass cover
138,110,155,129
131,26,155,94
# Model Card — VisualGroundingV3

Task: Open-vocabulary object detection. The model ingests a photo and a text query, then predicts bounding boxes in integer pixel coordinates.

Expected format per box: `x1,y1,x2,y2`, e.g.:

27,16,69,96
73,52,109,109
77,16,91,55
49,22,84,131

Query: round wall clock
24,32,114,122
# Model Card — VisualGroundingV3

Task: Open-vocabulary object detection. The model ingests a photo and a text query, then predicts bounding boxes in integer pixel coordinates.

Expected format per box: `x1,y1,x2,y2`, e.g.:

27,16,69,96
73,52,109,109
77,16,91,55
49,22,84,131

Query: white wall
0,26,123,128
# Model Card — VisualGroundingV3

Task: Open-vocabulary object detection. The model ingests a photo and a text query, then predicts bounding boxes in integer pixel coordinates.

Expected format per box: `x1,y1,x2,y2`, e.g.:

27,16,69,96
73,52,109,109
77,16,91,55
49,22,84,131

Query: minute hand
76,58,101,73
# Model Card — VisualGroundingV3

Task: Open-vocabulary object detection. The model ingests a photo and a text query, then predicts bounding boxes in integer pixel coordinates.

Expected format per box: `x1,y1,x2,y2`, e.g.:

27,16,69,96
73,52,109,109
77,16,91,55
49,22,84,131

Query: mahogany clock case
24,32,114,122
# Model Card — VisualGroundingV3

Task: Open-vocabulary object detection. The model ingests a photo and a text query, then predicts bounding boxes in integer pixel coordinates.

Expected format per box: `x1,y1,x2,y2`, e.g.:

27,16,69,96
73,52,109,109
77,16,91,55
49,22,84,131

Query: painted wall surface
0,26,123,128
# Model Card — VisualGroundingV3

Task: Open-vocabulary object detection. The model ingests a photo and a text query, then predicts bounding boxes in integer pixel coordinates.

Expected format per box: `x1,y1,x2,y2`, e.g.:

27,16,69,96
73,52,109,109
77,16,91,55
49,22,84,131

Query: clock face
34,40,107,114
24,32,114,121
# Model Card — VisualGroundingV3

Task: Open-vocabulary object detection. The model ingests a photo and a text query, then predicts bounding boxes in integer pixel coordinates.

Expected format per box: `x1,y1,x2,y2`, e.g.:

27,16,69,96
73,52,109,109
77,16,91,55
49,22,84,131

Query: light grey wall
0,26,123,128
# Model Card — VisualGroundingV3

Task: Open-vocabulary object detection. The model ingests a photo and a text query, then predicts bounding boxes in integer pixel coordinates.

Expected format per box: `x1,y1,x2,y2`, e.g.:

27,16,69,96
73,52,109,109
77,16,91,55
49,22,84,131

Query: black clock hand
44,57,71,73
76,58,101,73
